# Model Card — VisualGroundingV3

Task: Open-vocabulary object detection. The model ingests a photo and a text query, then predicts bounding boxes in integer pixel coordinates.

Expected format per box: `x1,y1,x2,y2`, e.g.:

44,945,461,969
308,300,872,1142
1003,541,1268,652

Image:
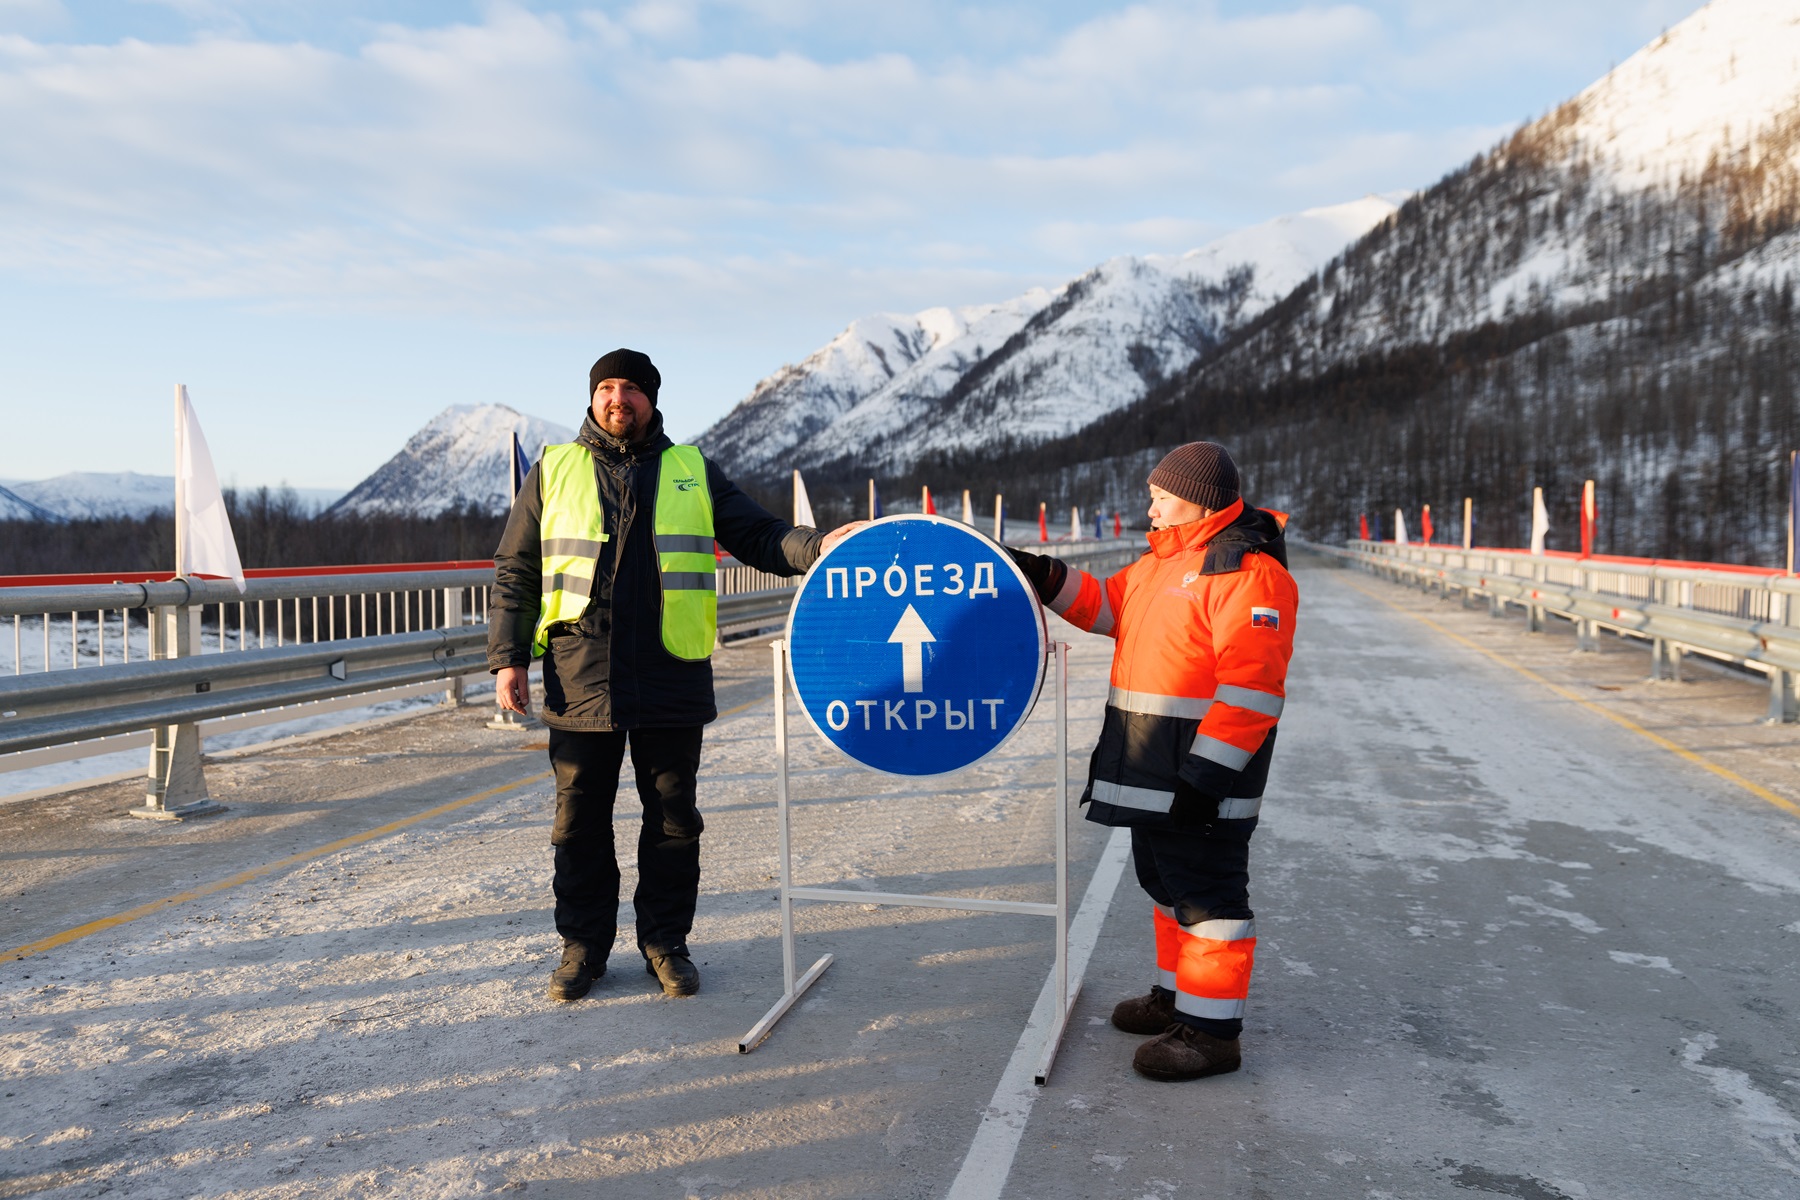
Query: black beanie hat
589,348,661,408
1147,441,1240,510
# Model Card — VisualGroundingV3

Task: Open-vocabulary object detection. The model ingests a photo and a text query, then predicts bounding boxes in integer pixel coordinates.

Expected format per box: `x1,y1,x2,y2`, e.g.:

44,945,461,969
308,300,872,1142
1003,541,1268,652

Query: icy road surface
4,553,1800,1198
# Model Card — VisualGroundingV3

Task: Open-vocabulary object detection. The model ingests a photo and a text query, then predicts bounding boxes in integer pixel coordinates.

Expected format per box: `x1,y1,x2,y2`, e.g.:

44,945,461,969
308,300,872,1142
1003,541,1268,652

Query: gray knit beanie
1147,442,1240,510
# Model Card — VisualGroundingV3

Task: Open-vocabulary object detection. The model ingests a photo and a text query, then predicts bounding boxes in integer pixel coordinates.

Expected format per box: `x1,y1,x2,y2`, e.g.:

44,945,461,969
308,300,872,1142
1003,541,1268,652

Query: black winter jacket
487,410,821,730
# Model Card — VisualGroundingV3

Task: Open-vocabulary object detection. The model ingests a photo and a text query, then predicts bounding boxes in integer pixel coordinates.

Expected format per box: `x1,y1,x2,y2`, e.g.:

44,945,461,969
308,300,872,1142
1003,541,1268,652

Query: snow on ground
0,632,1118,1198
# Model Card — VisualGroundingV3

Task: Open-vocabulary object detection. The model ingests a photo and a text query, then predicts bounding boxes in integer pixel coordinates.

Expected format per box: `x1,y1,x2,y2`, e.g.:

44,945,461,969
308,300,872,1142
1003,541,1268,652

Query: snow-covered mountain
0,484,60,521
328,404,574,518
697,195,1404,480
0,472,343,520
6,471,177,519
1012,0,1800,562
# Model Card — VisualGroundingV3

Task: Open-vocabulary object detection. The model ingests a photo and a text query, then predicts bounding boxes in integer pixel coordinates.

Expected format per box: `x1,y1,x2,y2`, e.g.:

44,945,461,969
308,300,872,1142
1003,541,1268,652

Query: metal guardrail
0,537,1149,812
1308,540,1800,723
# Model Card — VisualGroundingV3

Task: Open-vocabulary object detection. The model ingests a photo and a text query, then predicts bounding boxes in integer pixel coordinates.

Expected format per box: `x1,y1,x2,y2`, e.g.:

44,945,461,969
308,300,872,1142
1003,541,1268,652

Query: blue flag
511,431,531,497
1789,449,1798,573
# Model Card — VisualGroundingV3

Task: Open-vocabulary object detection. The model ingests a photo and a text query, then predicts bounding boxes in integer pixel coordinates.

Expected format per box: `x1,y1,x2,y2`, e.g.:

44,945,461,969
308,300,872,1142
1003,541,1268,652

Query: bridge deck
4,554,1798,1198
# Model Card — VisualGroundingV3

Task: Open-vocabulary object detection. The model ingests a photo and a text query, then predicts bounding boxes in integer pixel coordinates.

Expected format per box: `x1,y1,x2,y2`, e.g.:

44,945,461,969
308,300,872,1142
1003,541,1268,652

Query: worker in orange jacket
1009,442,1297,1081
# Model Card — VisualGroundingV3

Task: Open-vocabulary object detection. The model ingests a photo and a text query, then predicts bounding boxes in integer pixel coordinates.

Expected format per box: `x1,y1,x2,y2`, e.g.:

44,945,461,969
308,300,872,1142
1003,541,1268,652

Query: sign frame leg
1033,640,1078,1085
739,638,834,1053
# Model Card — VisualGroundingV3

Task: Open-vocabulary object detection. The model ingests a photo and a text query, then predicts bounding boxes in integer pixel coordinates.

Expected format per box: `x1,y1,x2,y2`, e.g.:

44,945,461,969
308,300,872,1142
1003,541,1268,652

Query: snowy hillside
1561,0,1800,190
328,404,574,518
0,484,59,521
699,195,1403,480
695,294,1056,478
7,472,175,519
0,473,343,520
1010,0,1800,562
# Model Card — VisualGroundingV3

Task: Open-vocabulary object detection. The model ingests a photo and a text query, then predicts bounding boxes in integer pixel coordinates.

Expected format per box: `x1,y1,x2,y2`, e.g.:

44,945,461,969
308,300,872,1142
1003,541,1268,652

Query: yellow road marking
5,772,553,964
1338,574,1800,820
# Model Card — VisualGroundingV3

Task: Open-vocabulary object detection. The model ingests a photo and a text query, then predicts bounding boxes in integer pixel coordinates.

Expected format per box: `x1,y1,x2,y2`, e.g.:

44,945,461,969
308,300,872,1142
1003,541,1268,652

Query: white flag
1071,505,1082,541
1530,486,1550,555
961,488,973,525
175,385,246,591
1394,507,1408,546
792,469,815,528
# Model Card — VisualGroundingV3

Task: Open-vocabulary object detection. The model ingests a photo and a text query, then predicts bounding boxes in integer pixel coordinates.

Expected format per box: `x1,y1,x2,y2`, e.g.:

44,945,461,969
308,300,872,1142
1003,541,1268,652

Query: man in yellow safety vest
488,348,860,1001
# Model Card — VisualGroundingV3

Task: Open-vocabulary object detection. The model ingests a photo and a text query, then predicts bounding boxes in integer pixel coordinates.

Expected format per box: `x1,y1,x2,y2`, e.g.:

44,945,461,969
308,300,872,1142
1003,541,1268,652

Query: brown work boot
1111,986,1178,1035
1132,1023,1242,1081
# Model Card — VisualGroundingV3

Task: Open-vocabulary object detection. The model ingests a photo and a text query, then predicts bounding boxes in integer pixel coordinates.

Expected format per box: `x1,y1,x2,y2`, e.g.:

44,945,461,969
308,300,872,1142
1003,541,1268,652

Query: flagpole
173,384,187,578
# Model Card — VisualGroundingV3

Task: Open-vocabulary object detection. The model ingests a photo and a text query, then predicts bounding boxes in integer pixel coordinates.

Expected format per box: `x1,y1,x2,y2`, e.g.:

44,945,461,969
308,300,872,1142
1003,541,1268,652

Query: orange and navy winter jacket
1022,500,1297,829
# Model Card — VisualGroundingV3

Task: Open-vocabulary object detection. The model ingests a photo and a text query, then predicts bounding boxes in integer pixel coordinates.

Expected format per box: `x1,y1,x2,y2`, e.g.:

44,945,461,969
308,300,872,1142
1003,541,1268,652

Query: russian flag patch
1250,607,1280,630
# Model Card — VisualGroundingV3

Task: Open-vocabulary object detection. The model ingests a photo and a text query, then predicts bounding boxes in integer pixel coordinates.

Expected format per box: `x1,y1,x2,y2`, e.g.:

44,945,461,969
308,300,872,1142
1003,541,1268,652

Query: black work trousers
548,725,705,964
1131,817,1258,1039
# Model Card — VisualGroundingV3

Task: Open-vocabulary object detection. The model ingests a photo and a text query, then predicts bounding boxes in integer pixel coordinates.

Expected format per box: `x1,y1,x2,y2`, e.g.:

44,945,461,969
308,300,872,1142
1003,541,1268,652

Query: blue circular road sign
786,515,1047,777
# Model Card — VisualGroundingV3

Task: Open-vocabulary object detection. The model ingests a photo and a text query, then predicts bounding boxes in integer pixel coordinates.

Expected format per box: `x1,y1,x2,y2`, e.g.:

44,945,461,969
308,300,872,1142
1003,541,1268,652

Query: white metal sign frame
739,637,1081,1086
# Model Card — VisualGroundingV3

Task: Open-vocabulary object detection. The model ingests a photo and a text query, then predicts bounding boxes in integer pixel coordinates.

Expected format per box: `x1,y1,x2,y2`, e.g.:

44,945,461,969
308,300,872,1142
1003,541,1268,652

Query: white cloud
0,1,1703,482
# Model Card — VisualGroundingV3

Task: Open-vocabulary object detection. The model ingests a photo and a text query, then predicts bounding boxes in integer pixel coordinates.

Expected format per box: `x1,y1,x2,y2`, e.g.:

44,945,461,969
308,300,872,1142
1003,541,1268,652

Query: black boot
645,952,699,997
548,944,604,1001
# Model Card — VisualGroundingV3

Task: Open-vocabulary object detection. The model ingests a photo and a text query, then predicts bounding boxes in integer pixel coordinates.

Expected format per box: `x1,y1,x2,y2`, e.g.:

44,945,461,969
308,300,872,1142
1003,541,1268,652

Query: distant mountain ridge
0,472,343,521
984,0,1800,562
696,195,1406,481
327,404,574,518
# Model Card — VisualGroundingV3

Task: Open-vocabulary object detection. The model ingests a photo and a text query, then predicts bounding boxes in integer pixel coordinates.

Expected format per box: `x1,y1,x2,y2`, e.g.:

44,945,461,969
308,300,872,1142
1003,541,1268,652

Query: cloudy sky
0,0,1694,491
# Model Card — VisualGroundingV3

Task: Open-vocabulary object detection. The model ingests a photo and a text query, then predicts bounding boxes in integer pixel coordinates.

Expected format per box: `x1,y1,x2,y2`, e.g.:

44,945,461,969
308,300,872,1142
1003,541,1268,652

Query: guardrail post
442,587,467,707
1650,637,1682,682
1575,568,1597,651
131,599,226,821
1765,668,1798,724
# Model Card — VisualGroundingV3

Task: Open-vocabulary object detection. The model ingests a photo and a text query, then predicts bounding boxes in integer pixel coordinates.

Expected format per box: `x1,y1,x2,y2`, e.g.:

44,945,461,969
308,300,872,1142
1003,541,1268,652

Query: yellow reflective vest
531,443,717,661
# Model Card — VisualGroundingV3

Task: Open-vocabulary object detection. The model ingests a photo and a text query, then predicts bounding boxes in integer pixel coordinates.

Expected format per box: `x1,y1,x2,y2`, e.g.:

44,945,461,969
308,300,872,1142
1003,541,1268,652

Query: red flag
1581,479,1596,557
922,485,936,515
1113,511,1122,538
1038,502,1048,542
1421,505,1434,544
1359,513,1370,540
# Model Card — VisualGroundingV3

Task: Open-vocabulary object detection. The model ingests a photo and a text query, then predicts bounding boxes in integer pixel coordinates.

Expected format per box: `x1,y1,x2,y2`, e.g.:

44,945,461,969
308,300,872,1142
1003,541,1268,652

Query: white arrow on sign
887,603,937,694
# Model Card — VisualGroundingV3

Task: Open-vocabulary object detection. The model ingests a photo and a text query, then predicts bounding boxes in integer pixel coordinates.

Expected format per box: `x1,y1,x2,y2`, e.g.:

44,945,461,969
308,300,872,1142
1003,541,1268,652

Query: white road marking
945,825,1133,1200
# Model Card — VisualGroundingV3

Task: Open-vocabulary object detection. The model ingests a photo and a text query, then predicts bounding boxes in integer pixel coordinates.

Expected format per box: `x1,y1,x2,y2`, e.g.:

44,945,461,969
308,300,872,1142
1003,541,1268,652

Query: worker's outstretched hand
820,521,868,552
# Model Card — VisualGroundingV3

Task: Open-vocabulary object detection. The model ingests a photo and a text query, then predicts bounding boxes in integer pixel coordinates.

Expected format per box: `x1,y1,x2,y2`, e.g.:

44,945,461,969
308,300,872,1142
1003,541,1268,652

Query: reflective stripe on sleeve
656,533,716,555
1089,779,1174,813
1190,734,1253,771
1214,683,1285,718
1107,686,1212,721
660,571,716,591
1216,797,1262,819
1048,567,1084,613
542,537,605,558
1174,994,1247,1020
1182,918,1255,942
1089,591,1115,635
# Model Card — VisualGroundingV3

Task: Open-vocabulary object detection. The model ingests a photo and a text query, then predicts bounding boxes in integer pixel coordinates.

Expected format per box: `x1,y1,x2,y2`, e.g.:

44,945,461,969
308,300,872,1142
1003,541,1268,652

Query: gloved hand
1169,777,1224,830
1006,548,1068,605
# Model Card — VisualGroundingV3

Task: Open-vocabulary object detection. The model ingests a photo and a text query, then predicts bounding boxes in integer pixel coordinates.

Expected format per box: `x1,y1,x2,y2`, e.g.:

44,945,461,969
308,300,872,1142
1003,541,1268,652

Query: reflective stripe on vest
532,443,609,656
654,445,717,661
530,442,717,660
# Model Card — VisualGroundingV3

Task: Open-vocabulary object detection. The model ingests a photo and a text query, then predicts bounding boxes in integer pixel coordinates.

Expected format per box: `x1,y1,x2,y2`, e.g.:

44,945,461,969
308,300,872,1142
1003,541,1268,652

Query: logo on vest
1181,571,1200,586
673,475,700,492
1250,606,1280,630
